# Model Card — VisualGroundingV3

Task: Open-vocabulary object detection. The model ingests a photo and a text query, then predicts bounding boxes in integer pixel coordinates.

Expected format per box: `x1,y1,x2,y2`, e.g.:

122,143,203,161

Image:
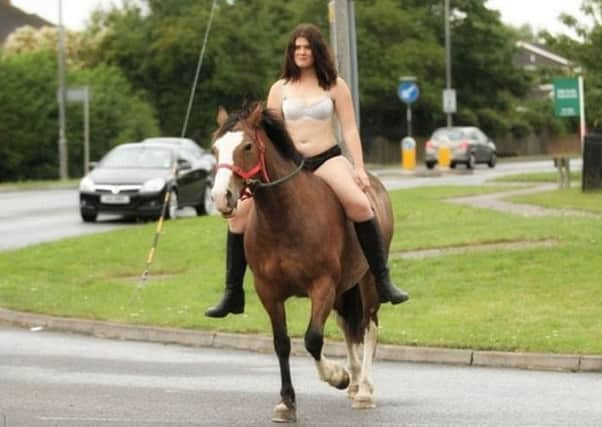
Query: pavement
1,308,600,373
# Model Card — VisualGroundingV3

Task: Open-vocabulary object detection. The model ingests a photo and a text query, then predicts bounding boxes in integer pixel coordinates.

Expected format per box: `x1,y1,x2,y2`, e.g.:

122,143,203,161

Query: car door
175,149,197,205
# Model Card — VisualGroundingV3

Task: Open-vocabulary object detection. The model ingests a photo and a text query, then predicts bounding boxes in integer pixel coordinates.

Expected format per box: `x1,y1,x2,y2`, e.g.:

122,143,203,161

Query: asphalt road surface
0,160,581,252
1,326,600,427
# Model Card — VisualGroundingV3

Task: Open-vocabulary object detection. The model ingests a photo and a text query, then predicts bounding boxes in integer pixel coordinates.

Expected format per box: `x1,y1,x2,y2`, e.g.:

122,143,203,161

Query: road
0,160,580,252
0,159,597,426
1,326,600,427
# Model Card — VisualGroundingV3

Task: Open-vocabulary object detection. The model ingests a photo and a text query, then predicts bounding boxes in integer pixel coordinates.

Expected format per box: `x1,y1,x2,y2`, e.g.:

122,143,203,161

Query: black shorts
302,145,342,172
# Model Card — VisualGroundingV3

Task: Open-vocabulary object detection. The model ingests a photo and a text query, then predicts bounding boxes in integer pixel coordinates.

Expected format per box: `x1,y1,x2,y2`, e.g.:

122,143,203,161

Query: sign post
398,77,419,170
397,77,419,137
553,76,586,150
66,86,91,173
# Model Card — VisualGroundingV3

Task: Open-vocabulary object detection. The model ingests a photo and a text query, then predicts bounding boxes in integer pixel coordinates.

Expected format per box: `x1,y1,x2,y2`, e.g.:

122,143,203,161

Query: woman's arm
332,77,370,189
266,79,284,119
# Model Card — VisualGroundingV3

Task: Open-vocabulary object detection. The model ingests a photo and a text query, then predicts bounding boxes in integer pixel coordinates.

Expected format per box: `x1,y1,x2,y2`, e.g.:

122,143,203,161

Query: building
0,0,53,44
514,41,572,72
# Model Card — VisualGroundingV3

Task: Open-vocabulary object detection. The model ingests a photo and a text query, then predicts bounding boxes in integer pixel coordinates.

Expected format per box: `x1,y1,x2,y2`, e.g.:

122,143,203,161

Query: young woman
205,23,409,318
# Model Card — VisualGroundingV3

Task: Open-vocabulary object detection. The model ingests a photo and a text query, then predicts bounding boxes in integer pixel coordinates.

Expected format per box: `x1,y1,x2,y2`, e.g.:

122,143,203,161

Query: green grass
489,171,581,183
1,185,601,355
507,187,602,213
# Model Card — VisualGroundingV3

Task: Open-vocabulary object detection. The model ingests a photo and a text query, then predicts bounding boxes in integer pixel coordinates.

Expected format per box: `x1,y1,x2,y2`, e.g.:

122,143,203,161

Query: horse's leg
263,298,296,423
352,317,378,409
306,279,350,390
335,313,361,399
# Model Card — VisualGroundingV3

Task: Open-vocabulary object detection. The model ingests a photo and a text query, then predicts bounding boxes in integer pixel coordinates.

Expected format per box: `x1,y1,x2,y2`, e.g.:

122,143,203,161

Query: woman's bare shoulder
331,77,351,98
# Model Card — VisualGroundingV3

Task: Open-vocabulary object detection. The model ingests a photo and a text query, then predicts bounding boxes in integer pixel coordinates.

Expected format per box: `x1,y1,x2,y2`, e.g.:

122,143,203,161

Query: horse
210,103,395,423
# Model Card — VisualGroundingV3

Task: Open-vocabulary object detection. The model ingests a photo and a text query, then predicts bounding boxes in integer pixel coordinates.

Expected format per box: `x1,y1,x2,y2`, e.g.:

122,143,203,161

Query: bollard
401,137,416,170
553,156,570,189
438,143,451,168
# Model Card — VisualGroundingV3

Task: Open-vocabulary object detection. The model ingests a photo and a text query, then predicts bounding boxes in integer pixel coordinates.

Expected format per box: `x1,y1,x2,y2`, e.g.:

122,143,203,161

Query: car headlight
79,176,95,192
140,177,166,193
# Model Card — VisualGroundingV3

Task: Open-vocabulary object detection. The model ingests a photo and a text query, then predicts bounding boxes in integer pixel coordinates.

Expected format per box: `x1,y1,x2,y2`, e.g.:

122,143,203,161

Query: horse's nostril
226,189,233,205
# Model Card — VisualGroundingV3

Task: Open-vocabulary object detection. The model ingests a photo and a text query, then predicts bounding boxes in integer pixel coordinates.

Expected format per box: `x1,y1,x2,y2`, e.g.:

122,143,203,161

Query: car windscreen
432,128,465,141
100,146,173,169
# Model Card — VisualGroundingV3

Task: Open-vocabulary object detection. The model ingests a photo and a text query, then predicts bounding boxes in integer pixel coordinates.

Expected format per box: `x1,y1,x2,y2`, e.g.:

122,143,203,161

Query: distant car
79,140,216,222
424,126,497,169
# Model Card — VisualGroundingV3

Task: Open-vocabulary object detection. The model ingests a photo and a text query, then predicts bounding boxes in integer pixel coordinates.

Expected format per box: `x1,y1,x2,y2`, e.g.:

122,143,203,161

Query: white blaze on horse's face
212,130,245,214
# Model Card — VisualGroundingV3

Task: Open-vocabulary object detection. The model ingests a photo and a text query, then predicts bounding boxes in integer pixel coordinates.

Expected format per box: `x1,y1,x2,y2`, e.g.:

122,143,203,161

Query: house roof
516,41,571,67
0,1,54,43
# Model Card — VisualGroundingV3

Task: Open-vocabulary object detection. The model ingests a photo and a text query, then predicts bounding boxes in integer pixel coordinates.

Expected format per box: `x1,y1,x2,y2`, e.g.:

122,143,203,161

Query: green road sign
553,78,580,117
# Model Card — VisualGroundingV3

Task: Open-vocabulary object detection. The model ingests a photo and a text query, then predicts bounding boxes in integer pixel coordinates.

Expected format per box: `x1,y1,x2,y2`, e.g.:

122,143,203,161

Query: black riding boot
205,231,246,318
354,218,410,305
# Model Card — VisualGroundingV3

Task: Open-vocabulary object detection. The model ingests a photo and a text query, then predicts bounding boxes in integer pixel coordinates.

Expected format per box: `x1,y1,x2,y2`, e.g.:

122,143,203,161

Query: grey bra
281,84,334,121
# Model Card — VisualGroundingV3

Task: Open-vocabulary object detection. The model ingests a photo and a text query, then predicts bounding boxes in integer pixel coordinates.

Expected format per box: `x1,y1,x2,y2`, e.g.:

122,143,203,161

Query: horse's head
211,103,268,217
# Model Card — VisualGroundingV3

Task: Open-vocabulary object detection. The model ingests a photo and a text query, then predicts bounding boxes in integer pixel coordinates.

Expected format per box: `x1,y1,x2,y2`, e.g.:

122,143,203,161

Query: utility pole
57,0,68,179
328,0,360,127
444,0,453,127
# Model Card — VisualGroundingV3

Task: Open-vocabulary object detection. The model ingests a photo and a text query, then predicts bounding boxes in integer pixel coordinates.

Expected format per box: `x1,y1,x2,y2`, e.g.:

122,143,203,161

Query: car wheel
466,153,476,169
165,189,178,219
196,183,217,216
425,161,436,170
488,153,497,168
81,210,97,223
450,161,456,169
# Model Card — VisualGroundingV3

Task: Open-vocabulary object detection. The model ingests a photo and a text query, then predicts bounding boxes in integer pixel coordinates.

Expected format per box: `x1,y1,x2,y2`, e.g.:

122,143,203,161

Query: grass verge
0,185,600,354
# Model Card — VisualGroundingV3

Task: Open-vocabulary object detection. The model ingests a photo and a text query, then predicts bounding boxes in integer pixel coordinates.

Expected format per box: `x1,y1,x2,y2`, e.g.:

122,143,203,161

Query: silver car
424,126,497,169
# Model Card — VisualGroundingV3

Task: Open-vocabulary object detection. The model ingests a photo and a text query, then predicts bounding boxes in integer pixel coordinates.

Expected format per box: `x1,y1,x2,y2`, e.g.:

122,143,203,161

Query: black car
79,141,216,222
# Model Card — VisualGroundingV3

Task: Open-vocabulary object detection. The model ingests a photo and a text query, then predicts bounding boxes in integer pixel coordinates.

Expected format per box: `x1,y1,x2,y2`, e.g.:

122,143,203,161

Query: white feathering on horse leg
352,320,378,409
336,314,361,399
314,355,350,390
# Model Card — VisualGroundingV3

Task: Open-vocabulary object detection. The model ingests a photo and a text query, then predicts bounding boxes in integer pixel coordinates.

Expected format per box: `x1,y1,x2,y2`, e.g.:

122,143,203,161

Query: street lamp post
444,0,453,128
57,0,68,179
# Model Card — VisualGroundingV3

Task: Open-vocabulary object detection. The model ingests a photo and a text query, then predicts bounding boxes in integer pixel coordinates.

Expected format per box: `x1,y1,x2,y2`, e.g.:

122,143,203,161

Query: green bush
0,50,159,181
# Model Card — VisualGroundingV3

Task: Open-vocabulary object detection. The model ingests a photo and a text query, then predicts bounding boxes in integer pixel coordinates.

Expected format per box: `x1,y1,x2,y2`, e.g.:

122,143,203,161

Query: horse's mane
218,103,304,165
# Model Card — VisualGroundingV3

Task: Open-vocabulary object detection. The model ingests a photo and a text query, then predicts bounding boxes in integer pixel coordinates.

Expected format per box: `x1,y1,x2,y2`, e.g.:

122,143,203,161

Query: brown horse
211,103,395,423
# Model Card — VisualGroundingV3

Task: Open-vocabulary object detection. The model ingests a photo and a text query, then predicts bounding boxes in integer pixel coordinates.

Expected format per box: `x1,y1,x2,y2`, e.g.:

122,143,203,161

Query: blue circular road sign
398,81,420,104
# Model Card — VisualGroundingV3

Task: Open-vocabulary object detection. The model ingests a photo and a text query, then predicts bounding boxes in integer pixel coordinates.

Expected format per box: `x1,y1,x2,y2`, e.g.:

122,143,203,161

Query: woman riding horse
206,23,409,318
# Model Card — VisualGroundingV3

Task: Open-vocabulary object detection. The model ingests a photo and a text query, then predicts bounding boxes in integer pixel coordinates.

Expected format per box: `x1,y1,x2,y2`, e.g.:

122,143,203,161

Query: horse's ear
247,102,264,128
216,106,228,127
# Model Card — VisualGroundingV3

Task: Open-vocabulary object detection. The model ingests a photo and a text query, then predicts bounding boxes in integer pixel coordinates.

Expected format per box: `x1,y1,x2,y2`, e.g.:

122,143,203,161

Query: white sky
12,0,588,35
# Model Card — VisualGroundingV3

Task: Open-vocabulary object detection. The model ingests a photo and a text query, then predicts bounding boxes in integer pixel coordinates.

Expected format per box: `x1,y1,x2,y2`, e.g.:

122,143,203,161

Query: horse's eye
244,143,253,151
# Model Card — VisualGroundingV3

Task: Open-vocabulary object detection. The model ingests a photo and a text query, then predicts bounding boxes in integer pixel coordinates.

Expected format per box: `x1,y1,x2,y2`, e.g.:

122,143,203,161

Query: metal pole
83,87,90,174
578,75,586,152
329,0,360,125
181,0,217,138
57,0,68,179
444,0,453,127
406,104,412,137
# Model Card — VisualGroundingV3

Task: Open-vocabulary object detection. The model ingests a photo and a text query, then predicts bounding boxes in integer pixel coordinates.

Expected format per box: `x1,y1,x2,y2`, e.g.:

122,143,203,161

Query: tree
0,50,159,180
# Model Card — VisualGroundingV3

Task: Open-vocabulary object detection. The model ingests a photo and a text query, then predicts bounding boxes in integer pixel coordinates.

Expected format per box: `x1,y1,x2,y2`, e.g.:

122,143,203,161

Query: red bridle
216,127,271,199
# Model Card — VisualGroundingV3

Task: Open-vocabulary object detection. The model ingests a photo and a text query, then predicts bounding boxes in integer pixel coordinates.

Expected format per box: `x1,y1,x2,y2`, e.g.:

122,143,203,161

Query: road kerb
0,308,599,373
472,351,580,372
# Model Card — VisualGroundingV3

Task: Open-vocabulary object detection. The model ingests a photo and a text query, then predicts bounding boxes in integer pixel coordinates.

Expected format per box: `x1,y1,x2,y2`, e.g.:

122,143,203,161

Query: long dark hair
280,23,338,90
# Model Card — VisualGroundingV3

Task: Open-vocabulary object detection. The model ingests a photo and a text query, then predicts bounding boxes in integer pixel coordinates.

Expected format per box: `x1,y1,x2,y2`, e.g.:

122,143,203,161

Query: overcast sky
12,0,587,35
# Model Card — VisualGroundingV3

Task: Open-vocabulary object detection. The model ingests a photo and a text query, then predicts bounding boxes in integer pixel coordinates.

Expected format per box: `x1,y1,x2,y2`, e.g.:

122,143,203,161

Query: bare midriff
286,118,336,158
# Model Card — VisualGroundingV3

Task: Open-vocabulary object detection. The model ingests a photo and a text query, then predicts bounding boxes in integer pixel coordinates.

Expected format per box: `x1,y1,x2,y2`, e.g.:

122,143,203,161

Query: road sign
66,87,89,103
553,78,580,117
443,88,456,113
398,81,420,104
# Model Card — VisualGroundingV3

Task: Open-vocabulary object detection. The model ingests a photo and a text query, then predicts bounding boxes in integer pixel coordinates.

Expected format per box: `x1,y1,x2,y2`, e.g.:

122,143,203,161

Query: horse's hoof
272,402,296,423
347,384,359,399
352,393,376,409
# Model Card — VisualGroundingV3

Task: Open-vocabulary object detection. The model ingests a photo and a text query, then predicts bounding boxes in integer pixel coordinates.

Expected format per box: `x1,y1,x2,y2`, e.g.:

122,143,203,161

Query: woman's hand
353,167,371,191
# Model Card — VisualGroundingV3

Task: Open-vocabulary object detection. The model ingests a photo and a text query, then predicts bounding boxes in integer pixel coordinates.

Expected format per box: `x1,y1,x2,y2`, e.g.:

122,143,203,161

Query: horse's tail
337,284,365,343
